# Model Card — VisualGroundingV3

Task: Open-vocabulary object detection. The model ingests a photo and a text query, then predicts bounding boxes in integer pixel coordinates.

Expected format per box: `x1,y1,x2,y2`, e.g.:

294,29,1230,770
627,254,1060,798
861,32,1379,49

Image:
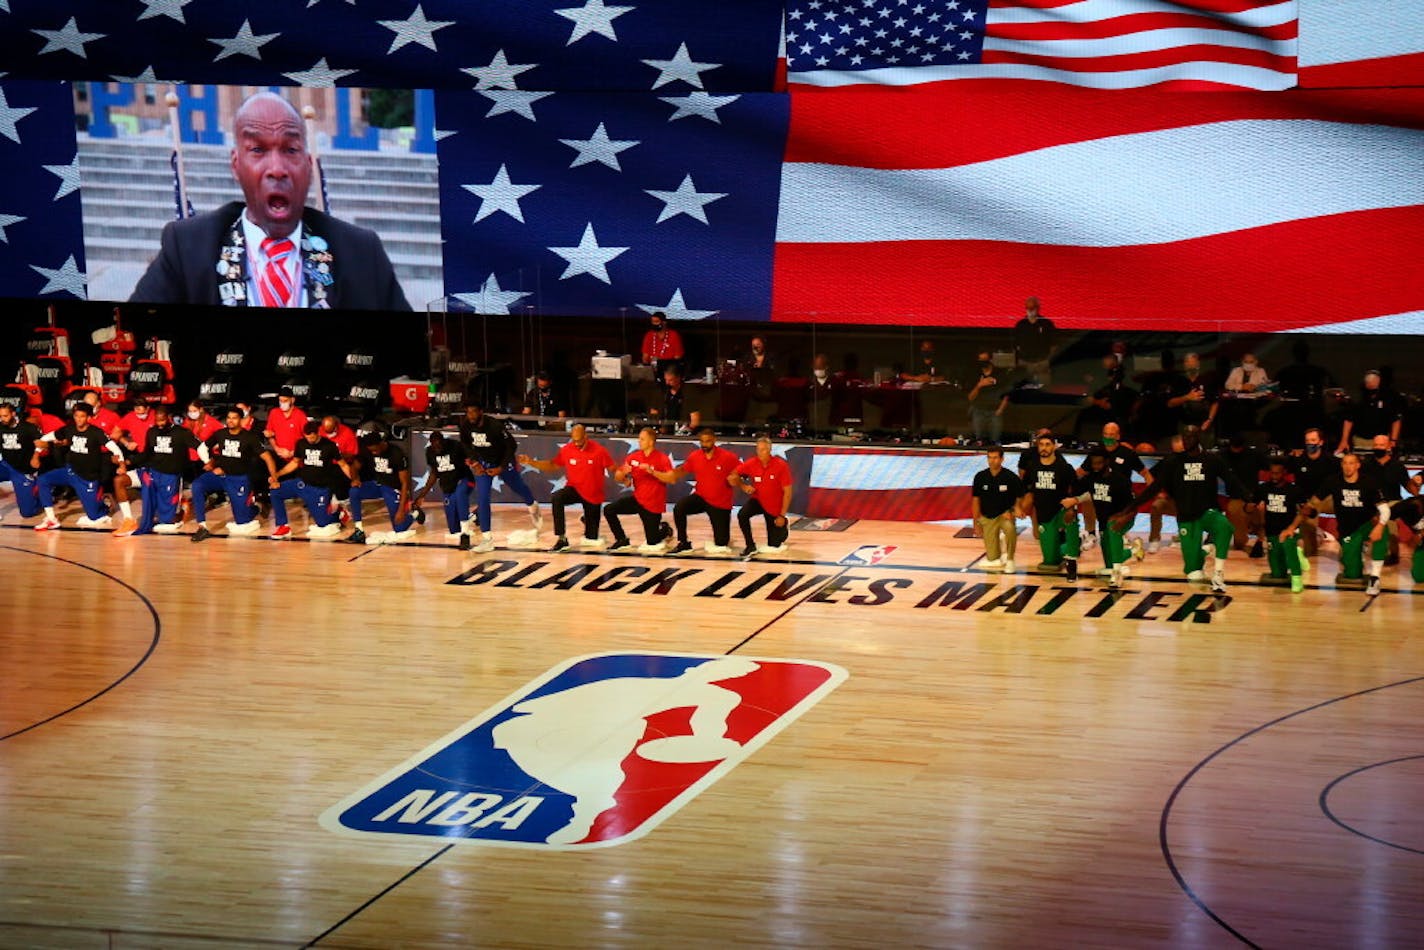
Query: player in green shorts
1073,445,1141,588
1257,458,1307,593
1020,433,1081,579
1296,452,1388,597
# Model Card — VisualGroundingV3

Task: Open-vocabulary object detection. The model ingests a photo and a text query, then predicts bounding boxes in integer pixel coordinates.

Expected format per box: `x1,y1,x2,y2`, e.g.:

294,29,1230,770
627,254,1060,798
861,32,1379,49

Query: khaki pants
979,512,1018,561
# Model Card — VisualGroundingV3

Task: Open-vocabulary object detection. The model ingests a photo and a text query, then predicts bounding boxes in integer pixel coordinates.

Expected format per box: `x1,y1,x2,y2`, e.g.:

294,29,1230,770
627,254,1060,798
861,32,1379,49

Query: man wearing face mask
1078,422,1151,547
668,428,740,555
263,386,308,462
900,340,943,384
1290,427,1339,561
1361,433,1422,566
640,311,684,378
808,353,834,415
966,350,1011,444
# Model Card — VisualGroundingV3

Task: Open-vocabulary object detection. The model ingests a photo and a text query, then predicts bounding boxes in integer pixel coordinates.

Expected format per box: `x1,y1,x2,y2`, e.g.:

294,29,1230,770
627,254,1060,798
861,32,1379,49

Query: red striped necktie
257,237,296,308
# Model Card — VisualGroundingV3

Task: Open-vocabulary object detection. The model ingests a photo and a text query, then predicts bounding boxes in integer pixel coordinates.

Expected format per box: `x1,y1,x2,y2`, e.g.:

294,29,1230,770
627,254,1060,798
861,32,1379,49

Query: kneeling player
0,403,43,521
1021,433,1081,579
34,403,127,531
348,431,416,545
1257,458,1307,593
190,408,278,542
1074,445,1140,587
412,430,474,549
1298,452,1388,596
135,406,198,534
269,422,351,539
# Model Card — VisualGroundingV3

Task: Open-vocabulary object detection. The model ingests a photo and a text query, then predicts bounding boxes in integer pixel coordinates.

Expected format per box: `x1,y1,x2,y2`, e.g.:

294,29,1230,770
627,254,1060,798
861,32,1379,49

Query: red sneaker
271,524,292,539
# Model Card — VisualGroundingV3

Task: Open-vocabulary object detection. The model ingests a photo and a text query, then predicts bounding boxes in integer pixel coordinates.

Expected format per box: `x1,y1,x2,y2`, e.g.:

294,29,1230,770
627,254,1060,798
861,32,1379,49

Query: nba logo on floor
840,544,897,566
322,652,847,849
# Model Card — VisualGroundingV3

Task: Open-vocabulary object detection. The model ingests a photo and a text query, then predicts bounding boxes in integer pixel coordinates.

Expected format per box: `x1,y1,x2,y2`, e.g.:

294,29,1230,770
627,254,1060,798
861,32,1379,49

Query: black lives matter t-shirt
1316,474,1382,539
295,438,343,489
205,428,266,475
426,441,468,494
363,444,409,489
1021,455,1078,523
1077,466,1135,519
1257,480,1305,536
0,420,40,472
54,424,113,481
143,424,199,475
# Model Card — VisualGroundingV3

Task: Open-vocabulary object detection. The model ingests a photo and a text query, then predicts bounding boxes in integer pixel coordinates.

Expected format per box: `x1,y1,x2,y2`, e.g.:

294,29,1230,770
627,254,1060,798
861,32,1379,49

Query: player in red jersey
519,423,618,552
731,435,794,559
605,427,675,553
668,428,739,554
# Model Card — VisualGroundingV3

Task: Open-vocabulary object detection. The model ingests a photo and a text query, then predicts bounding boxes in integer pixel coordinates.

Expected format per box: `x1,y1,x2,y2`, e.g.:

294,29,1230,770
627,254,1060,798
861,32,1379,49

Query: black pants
551,485,601,539
604,493,665,544
674,495,731,546
738,498,788,548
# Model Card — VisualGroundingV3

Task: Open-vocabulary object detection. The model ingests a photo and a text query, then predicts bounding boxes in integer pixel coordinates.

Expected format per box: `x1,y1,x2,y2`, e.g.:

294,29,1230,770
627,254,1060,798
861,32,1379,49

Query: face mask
1373,448,1389,459
1242,363,1257,372
279,399,293,411
1103,437,1118,448
188,410,201,420
650,324,663,332
135,407,149,416
1305,444,1322,455
814,369,828,381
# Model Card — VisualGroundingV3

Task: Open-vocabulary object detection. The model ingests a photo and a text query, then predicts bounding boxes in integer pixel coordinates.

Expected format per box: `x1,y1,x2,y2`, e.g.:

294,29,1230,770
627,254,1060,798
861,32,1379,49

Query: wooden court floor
2,501,1422,949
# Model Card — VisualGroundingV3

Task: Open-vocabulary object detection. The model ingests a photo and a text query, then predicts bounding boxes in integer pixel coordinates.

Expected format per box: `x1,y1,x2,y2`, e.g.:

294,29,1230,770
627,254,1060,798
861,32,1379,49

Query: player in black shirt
269,422,351,540
1077,422,1150,549
34,403,127,531
135,406,199,534
1255,458,1307,593
1220,436,1268,558
1116,426,1249,592
1361,434,1422,567
190,408,278,543
1074,445,1141,588
1021,433,1082,579
459,401,541,547
349,430,415,545
970,445,1024,573
0,402,44,519
1299,452,1388,596
411,430,474,549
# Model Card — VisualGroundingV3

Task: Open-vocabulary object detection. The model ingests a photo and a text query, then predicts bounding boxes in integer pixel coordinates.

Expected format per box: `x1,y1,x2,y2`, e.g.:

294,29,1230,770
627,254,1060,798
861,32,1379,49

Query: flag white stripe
1289,311,1424,335
982,28,1294,59
986,0,1296,30
1298,0,1424,66
810,453,986,491
789,61,1294,88
777,120,1424,245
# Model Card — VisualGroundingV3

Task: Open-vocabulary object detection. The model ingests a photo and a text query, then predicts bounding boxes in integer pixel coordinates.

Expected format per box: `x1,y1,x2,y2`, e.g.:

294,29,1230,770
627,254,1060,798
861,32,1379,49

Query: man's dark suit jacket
130,201,412,311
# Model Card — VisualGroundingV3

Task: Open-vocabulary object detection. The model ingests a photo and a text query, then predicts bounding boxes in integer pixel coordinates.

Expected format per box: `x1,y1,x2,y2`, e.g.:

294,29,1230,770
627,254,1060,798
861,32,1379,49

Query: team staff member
1115,426,1249,593
668,428,739,555
78,390,123,439
1073,446,1142,588
320,414,359,522
110,400,158,537
1257,458,1307,593
458,401,541,546
1290,427,1338,561
519,423,618,552
641,311,684,376
348,431,416,545
269,422,350,540
190,408,278,542
33,404,127,531
263,386,308,460
411,430,474,549
0,402,43,519
604,427,675,552
135,406,199,534
731,436,793,559
1077,422,1151,548
1021,433,1082,580
1297,452,1388,597
971,445,1023,574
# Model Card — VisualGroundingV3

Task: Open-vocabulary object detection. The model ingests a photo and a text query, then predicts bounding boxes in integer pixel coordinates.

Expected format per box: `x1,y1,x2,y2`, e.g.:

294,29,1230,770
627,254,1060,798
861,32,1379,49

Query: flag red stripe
783,85,1424,169
1298,50,1424,90
806,486,974,521
990,0,1283,11
985,12,1296,42
980,43,1295,75
772,206,1424,331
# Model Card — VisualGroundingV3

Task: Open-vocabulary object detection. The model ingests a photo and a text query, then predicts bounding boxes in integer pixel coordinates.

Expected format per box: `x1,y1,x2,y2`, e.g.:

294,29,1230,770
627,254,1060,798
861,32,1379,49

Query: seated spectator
653,367,700,434
522,371,567,419
900,340,943,383
1224,353,1269,394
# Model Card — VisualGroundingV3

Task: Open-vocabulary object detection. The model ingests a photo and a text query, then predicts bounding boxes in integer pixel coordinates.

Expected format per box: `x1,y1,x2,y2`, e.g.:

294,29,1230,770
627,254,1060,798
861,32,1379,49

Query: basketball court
2,504,1422,948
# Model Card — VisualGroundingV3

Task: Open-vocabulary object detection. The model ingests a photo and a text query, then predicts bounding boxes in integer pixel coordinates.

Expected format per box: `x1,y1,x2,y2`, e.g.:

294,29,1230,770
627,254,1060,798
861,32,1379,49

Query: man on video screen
130,92,411,311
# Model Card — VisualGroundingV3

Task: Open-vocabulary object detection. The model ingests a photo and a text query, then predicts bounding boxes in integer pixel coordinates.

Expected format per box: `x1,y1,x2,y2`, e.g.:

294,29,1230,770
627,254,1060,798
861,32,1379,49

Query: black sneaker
609,537,631,551
551,536,570,552
1064,557,1078,582
1249,539,1265,559
458,533,471,550
741,544,757,560
670,540,693,555
413,508,427,526
346,528,367,545
660,522,673,542
190,525,211,543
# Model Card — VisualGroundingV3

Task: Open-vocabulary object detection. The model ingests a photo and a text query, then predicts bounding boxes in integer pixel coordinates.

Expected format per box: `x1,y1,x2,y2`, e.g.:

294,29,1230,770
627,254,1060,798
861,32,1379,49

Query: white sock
1366,558,1380,579
44,506,56,519
119,501,133,519
353,521,364,531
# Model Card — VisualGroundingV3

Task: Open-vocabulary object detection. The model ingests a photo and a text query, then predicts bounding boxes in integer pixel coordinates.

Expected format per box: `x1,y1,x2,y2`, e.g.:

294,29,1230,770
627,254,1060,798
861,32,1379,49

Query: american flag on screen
0,0,1420,333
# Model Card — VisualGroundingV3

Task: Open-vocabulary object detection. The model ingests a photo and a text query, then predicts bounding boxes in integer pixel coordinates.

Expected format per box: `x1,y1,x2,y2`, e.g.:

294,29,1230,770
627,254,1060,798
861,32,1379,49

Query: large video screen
75,82,441,311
